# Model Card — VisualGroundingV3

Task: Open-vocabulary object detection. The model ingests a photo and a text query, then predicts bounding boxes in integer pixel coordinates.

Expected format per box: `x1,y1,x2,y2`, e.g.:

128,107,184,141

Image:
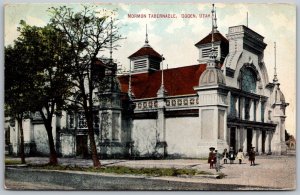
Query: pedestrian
215,149,222,172
222,148,229,164
208,147,216,169
228,146,235,164
249,147,256,166
236,148,244,164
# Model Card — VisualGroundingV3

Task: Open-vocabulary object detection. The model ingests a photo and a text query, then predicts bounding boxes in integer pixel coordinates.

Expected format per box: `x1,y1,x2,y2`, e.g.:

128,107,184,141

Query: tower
270,42,289,155
194,4,229,156
97,18,123,158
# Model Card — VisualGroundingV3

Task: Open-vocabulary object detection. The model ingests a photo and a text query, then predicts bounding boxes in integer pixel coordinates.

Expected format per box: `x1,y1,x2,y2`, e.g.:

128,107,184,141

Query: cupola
128,25,163,73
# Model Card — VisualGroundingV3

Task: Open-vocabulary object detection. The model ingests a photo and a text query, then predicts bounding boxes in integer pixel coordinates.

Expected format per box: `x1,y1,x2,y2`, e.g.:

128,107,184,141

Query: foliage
5,21,72,165
5,159,23,165
28,164,211,177
48,5,123,167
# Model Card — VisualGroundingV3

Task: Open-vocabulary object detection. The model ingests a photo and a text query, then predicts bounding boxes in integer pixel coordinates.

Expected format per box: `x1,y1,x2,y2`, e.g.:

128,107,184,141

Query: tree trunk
17,118,26,164
86,112,101,168
45,122,58,165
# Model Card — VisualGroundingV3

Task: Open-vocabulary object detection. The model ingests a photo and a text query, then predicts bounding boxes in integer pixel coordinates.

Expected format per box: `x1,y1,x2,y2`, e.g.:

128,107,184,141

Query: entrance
262,131,266,153
247,128,253,153
230,127,236,152
76,135,88,158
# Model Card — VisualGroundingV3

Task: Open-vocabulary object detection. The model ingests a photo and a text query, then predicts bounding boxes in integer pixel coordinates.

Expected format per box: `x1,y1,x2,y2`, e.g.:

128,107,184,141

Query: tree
6,21,72,165
48,5,123,167
5,44,32,164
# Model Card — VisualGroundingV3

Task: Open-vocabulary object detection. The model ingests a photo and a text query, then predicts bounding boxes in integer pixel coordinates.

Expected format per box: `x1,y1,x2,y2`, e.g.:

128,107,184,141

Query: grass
5,159,23,165
27,164,215,177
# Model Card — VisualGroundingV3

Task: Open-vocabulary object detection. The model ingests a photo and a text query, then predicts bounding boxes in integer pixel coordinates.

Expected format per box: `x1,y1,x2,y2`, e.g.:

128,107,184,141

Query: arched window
241,68,257,93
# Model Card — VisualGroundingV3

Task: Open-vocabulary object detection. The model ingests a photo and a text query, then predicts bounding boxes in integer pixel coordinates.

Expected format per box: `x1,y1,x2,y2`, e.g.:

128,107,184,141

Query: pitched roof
128,46,163,60
195,32,229,46
118,64,207,99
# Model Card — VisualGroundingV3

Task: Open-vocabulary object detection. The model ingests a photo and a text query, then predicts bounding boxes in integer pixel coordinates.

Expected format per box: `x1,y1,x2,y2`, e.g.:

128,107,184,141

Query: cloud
165,18,185,34
268,12,290,30
25,16,46,27
118,3,130,13
4,23,20,46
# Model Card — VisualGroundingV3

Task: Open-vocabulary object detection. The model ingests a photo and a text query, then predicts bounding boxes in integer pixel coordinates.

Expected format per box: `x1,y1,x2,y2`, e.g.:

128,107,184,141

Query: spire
209,4,217,61
144,24,150,47
161,54,164,87
246,12,248,27
213,6,219,33
157,54,167,97
110,17,113,63
273,42,278,83
128,60,135,99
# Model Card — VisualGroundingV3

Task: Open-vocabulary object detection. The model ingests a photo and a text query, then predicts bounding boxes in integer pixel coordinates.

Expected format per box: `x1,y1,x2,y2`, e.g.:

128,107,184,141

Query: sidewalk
5,155,296,190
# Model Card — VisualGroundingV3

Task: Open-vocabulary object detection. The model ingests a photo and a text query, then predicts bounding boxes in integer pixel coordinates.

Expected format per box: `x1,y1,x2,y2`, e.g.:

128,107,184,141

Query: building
6,5,289,158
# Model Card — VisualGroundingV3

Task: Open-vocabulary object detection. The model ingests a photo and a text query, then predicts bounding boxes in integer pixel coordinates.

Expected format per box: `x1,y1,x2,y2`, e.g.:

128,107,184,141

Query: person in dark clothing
249,147,256,166
208,147,216,169
222,148,229,164
228,147,235,164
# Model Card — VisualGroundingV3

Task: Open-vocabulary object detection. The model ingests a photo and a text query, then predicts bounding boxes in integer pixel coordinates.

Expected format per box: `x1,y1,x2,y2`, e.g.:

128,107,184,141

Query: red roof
195,32,228,46
128,46,163,60
118,64,207,99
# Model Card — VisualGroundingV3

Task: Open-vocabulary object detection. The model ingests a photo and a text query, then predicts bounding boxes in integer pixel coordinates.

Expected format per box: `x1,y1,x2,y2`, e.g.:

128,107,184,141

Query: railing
133,95,199,111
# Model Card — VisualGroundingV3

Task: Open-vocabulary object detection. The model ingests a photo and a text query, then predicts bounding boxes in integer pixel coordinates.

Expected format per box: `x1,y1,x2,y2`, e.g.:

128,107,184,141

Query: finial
110,17,113,63
128,60,135,99
209,4,217,60
157,54,167,97
145,24,148,44
273,42,278,83
214,6,218,32
246,12,248,27
161,54,164,87
144,24,150,47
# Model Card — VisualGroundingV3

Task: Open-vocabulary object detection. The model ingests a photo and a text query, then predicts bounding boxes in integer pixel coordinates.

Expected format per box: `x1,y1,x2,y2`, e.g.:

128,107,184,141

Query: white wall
33,124,49,155
131,119,157,157
60,134,75,156
166,117,200,158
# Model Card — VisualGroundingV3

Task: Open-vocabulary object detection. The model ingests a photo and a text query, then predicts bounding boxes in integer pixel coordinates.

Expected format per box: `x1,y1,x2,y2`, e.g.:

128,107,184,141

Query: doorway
76,135,88,158
230,127,236,152
247,128,253,153
262,131,266,153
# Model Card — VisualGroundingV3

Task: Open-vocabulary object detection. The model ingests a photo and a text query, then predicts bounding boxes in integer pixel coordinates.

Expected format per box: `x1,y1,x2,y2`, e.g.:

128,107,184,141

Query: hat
209,147,215,151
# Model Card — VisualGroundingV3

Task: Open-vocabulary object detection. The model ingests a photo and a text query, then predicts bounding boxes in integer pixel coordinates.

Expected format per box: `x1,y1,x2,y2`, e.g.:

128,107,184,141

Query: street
4,154,296,191
5,167,272,190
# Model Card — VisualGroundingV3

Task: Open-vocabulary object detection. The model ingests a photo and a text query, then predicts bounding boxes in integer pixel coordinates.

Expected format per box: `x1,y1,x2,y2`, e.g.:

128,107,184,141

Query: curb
5,164,28,168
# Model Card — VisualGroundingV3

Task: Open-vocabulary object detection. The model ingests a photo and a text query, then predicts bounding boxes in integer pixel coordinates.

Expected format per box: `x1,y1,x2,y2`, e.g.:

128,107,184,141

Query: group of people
208,146,256,169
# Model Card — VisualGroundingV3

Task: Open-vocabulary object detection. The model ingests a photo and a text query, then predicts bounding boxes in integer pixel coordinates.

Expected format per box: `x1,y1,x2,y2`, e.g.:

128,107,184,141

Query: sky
4,3,296,135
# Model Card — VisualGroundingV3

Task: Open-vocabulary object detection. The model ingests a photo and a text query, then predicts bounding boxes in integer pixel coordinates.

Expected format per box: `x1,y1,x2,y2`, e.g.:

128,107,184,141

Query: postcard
4,2,296,190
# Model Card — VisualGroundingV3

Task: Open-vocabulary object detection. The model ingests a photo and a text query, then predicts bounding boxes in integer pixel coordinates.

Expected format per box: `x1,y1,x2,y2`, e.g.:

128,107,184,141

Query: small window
202,47,218,58
93,112,99,129
68,113,75,129
78,112,88,129
133,59,147,70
